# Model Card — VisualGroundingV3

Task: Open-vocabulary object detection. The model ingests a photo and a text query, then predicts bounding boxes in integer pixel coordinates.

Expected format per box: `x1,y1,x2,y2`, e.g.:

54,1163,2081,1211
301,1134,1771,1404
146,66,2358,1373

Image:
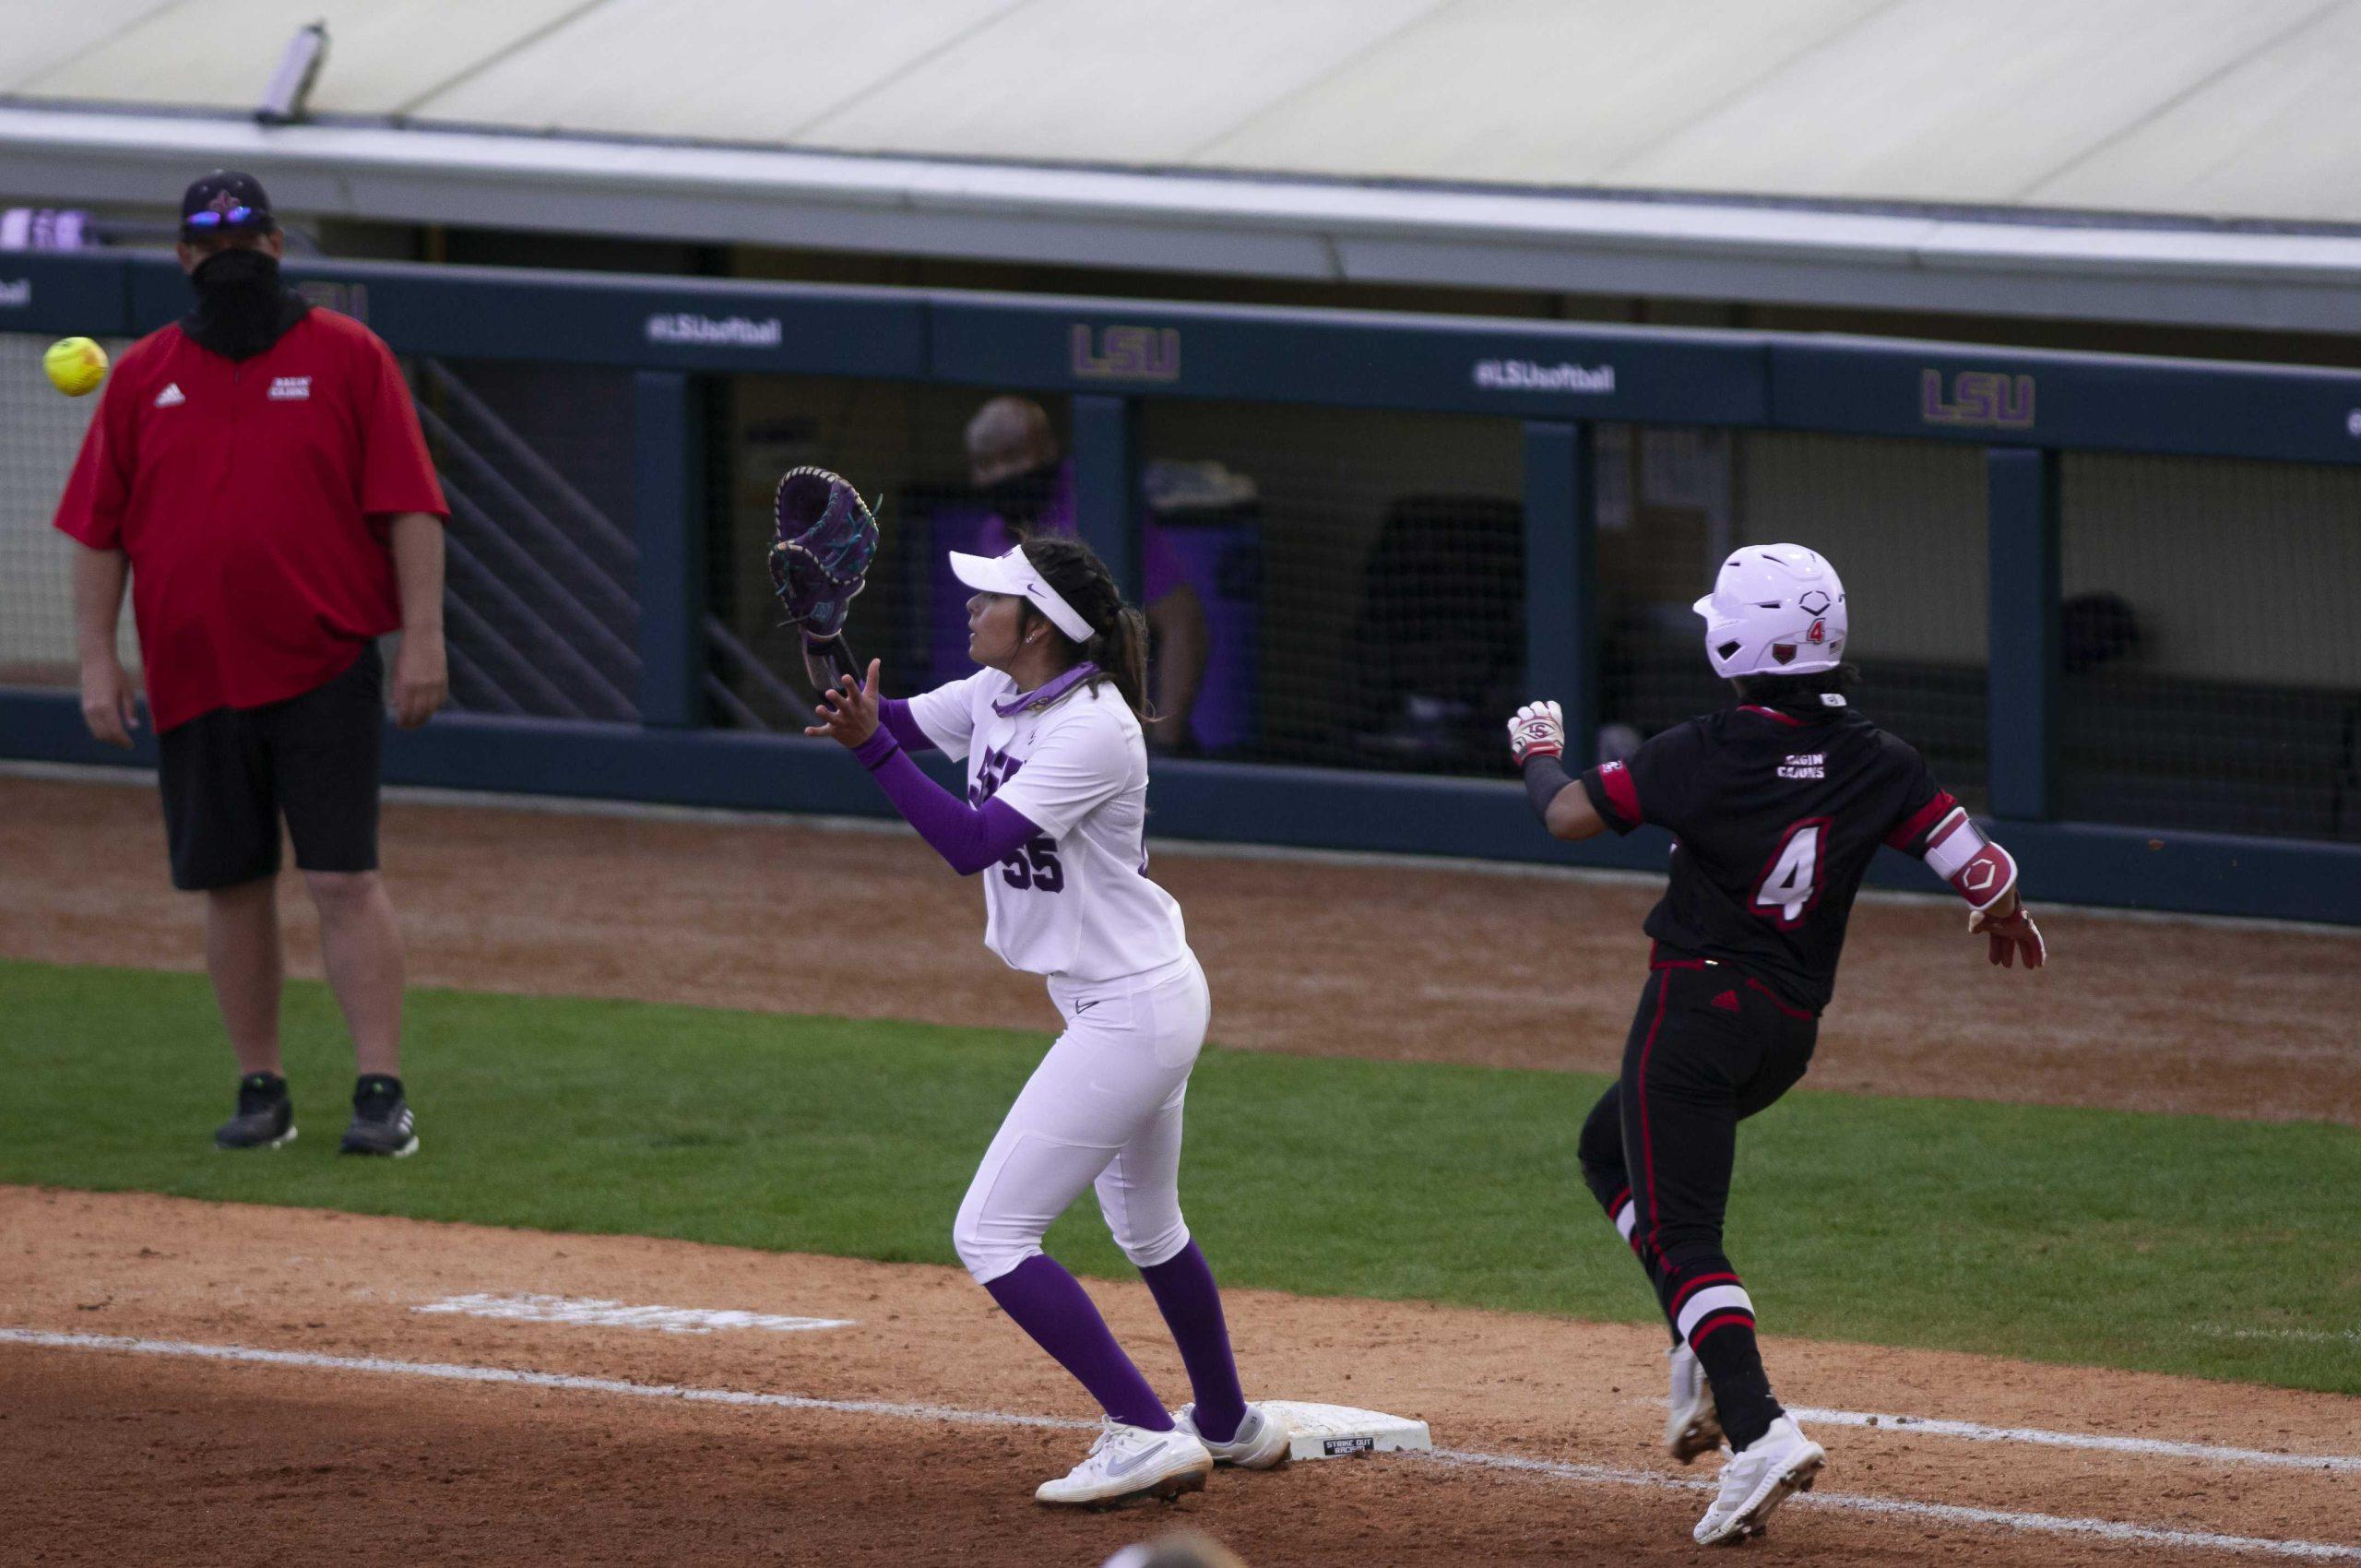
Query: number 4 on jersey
1752,816,1831,928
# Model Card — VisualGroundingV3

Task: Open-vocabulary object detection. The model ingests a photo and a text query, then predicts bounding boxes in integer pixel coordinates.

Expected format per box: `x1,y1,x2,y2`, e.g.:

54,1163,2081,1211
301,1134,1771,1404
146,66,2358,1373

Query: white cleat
1173,1402,1291,1469
1664,1342,1724,1464
1034,1420,1214,1507
1693,1416,1825,1546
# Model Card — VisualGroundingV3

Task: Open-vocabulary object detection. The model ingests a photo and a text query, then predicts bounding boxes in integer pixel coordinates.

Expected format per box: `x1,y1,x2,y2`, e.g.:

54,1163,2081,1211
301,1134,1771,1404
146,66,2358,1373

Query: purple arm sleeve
878,697,937,754
852,731,1038,875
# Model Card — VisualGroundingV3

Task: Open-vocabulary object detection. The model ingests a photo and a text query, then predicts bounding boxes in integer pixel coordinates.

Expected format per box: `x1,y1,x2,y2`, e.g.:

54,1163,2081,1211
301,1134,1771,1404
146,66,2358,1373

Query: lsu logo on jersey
970,748,1023,805
970,748,1066,894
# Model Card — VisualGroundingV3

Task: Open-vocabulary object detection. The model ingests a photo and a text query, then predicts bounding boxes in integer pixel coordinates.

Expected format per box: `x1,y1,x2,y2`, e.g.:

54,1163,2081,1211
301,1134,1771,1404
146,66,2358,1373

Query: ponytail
1090,604,1152,720
1018,536,1157,722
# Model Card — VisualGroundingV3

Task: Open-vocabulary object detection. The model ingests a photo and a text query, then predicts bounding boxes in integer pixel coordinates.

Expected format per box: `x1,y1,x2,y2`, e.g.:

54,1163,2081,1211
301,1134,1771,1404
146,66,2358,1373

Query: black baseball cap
180,170,277,241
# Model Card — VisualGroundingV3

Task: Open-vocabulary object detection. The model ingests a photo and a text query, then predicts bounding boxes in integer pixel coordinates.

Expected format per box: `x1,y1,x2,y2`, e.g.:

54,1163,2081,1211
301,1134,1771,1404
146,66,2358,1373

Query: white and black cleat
1035,1420,1214,1507
215,1077,296,1151
1693,1417,1824,1545
339,1098,418,1158
1665,1342,1725,1464
1174,1402,1291,1469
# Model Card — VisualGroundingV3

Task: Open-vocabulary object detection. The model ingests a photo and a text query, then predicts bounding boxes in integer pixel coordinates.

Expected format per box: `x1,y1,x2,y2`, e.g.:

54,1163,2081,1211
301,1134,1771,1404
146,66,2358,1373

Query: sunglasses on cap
184,206,260,230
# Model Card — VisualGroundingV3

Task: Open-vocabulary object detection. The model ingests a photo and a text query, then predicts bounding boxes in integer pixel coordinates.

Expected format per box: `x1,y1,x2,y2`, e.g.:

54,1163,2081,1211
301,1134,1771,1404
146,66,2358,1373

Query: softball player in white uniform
807,535,1288,1505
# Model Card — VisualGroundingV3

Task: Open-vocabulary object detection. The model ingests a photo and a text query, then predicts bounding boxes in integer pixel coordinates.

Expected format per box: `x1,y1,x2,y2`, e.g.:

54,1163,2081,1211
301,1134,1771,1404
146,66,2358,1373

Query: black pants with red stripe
1577,957,1819,1454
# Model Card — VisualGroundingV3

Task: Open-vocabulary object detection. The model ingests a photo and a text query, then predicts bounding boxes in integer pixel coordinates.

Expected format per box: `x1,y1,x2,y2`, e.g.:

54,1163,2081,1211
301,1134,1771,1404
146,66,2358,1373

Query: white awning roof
6,0,2361,331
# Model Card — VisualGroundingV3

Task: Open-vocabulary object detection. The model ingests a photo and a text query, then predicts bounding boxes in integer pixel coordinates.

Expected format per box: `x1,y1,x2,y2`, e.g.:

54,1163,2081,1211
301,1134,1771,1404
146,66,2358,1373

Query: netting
1594,423,1732,754
14,327,2353,848
702,395,1991,789
412,358,641,722
706,377,1062,731
2059,453,2361,841
1729,431,1990,808
1590,429,1988,804
0,339,637,722
0,331,139,687
1136,399,1523,773
720,390,1532,775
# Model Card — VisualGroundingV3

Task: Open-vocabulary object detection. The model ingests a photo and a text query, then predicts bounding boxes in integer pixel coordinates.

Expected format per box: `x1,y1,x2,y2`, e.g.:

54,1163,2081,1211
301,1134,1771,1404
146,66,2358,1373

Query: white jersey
905,668,1189,983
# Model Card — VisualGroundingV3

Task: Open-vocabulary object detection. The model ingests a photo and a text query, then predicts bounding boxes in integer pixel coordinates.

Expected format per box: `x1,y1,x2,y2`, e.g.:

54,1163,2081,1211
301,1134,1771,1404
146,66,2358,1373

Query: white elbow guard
1923,807,2018,912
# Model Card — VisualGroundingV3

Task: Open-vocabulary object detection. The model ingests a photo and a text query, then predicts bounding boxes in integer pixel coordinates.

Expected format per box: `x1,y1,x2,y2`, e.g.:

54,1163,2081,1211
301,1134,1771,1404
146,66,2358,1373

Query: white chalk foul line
1618,1396,2361,1477
414,1293,855,1336
2198,1327,2361,1347
1782,1405,2361,1476
0,1328,1090,1431
1421,1449,2361,1562
4,1329,2354,1562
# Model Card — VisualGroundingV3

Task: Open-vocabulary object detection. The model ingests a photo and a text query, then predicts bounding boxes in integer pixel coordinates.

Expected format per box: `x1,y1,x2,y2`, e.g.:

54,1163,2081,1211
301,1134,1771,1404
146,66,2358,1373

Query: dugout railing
1,250,2355,926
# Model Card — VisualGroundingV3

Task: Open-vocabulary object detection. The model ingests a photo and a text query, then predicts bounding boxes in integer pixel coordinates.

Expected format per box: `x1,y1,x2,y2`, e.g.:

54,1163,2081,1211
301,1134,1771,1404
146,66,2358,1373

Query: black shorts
157,646,385,892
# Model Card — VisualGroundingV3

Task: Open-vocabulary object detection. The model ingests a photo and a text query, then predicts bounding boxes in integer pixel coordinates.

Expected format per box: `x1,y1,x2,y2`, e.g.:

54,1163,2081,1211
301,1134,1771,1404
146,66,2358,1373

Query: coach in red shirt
55,170,447,1158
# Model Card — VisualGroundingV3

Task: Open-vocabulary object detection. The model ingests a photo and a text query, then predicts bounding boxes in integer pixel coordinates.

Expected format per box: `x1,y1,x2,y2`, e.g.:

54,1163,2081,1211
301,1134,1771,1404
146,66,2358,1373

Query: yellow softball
44,336,109,398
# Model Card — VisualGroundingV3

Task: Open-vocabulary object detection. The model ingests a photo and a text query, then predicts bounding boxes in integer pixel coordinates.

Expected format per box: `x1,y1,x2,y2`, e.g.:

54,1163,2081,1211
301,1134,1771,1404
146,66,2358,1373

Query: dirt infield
6,1187,2356,1566
2,772,2356,1124
6,770,2360,1564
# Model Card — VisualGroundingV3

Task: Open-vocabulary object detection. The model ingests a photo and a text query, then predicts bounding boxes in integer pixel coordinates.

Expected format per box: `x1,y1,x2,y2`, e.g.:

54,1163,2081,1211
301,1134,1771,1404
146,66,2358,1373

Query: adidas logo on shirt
267,375,312,400
154,383,184,408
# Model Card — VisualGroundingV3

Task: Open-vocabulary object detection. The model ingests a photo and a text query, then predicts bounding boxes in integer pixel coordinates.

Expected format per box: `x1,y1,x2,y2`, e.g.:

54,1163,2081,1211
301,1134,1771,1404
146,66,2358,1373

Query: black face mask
181,247,310,362
978,462,1060,528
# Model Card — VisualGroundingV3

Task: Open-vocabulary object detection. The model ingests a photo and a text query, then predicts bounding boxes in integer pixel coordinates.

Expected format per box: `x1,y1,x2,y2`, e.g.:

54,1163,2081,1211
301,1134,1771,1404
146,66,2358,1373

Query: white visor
949,546,1097,643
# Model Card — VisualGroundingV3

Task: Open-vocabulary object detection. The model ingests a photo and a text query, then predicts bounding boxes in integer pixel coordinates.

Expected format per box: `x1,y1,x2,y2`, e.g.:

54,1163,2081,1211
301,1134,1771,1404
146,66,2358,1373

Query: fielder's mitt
767,466,879,692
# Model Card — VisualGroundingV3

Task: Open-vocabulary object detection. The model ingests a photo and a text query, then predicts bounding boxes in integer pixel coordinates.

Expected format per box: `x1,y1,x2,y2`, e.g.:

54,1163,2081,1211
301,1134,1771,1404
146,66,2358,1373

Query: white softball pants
954,953,1212,1286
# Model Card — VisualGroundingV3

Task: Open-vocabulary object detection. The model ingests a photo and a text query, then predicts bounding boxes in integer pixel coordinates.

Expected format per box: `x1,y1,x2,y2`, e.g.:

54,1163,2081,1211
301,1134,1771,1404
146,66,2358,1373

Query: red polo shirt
53,308,447,732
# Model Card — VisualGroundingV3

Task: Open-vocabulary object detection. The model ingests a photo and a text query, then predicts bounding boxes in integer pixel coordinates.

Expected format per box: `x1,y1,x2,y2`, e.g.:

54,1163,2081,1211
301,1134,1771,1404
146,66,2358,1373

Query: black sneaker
340,1075,419,1158
215,1073,296,1151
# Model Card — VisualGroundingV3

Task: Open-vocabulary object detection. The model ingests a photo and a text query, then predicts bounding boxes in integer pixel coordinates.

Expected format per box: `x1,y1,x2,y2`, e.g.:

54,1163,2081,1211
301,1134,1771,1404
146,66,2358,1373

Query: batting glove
1969,906,2046,969
1507,700,1566,766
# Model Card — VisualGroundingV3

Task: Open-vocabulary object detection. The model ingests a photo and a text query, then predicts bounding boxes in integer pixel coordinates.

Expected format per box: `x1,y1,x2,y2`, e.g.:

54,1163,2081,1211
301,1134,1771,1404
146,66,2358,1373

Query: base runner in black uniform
1511,544,2047,1546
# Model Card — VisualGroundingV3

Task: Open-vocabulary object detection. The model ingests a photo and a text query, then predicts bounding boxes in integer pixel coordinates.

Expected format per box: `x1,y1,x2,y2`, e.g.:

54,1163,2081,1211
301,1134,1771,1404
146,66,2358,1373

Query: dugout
2,251,2356,927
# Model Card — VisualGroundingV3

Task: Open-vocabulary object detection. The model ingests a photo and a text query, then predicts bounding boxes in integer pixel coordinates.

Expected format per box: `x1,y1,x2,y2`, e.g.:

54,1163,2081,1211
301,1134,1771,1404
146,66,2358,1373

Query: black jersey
1579,701,1958,1012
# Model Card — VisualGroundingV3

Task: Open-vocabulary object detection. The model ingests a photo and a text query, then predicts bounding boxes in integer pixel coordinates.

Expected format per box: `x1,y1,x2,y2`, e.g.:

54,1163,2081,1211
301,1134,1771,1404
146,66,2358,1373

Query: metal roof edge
5,105,2361,332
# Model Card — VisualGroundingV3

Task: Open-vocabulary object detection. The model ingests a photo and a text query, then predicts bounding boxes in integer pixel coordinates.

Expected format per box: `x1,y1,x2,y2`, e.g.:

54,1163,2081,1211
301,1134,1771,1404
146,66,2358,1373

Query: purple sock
983,1255,1171,1431
1139,1241,1247,1443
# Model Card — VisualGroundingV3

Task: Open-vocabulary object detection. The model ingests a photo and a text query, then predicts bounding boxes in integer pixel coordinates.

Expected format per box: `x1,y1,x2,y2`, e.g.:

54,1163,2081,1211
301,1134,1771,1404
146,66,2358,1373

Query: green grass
2,959,2355,1395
